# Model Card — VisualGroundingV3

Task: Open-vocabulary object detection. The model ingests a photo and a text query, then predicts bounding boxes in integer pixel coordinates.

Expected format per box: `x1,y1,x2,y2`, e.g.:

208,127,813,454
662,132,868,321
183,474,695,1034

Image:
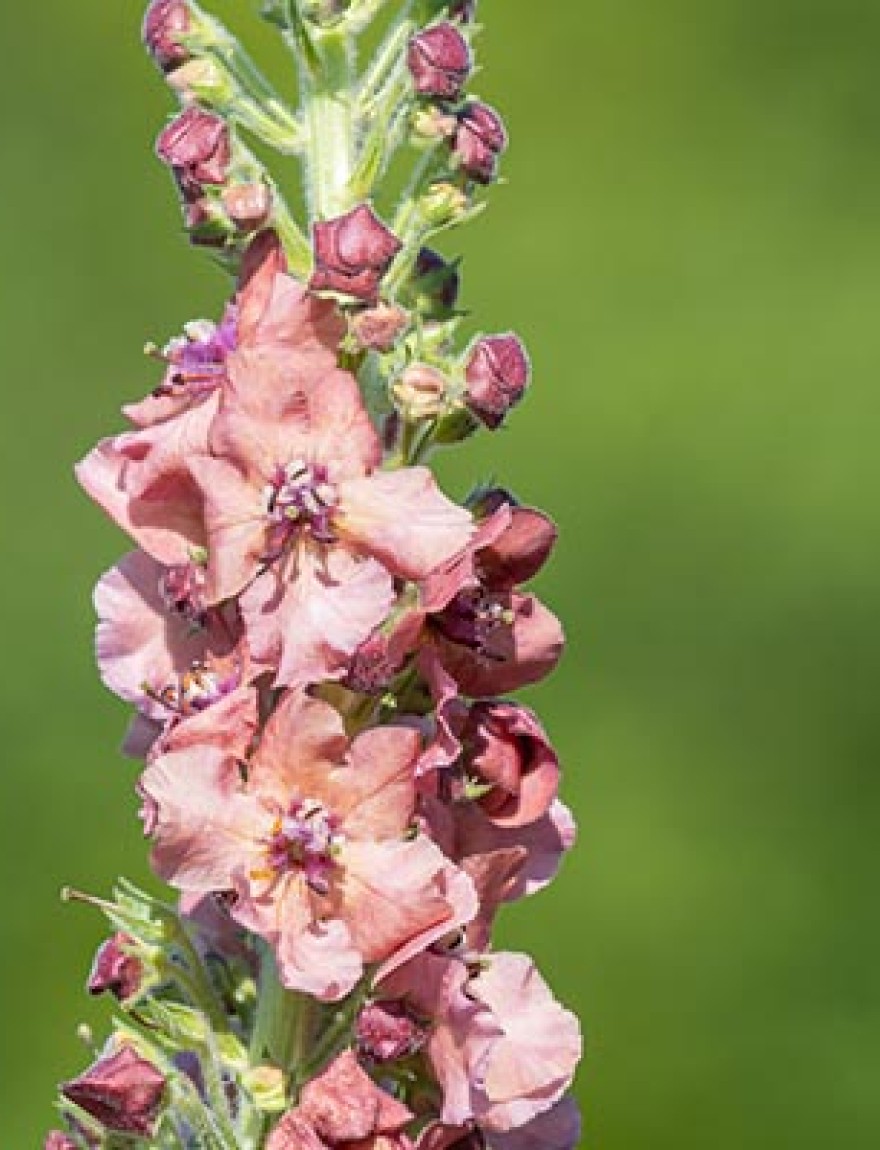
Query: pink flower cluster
69,231,580,1145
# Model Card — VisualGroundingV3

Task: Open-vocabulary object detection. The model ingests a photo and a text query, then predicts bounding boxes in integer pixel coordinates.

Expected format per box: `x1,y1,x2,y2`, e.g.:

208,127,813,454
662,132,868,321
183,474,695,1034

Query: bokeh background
2,0,879,1144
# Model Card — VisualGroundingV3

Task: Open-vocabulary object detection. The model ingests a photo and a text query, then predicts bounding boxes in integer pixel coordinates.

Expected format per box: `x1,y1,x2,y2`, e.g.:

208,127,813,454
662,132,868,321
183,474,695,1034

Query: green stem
300,31,357,220
250,943,315,1074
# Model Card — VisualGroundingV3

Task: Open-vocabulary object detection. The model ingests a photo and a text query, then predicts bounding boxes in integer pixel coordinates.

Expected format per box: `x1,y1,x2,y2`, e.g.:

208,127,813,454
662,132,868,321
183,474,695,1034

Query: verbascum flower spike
51,1,583,1146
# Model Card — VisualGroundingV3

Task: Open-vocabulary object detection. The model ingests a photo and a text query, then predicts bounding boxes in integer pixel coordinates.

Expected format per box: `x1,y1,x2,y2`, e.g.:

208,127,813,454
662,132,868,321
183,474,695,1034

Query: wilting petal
141,745,266,891
242,544,395,688
300,1050,413,1143
476,508,558,590
337,468,473,581
471,952,581,1132
420,504,512,615
433,592,564,698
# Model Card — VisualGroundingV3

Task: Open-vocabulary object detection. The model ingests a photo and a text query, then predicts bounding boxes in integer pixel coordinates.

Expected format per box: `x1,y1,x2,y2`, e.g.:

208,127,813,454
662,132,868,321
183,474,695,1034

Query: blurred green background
2,0,880,1144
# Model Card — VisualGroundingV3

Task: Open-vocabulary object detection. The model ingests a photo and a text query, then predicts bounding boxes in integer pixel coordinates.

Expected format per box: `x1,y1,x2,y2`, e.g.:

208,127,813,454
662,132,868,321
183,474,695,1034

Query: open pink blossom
190,332,471,686
140,689,476,999
417,1098,580,1150
268,1049,413,1150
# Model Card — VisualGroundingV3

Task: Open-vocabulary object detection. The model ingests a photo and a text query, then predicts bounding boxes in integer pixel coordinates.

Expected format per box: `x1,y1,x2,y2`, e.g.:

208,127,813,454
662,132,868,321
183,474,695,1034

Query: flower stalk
47,1,583,1147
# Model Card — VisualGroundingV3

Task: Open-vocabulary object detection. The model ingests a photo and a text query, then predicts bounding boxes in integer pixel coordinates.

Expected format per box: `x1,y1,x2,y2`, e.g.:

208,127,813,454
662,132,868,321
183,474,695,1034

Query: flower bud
407,23,472,101
142,0,191,73
350,302,409,352
449,0,478,20
412,104,458,142
87,932,144,1003
392,363,450,420
221,183,273,233
419,181,470,229
156,107,231,189
464,332,530,427
60,1045,166,1138
167,57,235,105
310,204,403,304
452,101,507,184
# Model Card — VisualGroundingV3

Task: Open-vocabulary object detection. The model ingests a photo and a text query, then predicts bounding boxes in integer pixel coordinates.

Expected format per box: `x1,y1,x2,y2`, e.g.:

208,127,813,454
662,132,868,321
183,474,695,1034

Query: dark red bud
452,101,507,184
310,203,402,304
464,332,530,427
60,1046,166,1138
448,0,478,22
407,23,472,100
156,107,231,188
142,0,191,72
87,932,143,1003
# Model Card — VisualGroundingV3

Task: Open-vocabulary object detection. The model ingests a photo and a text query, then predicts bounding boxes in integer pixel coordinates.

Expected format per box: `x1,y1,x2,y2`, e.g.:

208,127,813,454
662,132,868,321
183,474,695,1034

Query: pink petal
420,504,512,614
140,746,265,892
337,468,473,581
242,543,395,688
76,439,205,565
477,507,558,590
340,838,467,965
186,455,267,602
472,952,581,1131
248,689,349,805
335,725,422,838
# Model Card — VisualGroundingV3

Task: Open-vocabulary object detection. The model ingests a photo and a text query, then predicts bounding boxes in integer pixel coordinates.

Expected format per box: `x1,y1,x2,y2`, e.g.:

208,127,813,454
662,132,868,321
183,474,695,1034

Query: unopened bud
87,932,144,1003
156,107,231,188
243,1064,287,1113
393,363,450,420
142,0,191,73
167,57,235,105
449,0,478,20
419,182,470,229
60,1045,166,1138
452,101,507,184
413,105,458,142
222,183,273,233
350,302,409,352
310,203,402,304
464,333,530,427
408,23,472,101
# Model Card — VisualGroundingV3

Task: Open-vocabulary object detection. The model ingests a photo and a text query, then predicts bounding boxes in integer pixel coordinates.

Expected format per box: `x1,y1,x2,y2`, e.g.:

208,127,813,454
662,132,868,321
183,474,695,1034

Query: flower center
151,310,237,399
434,587,516,655
160,563,208,628
153,661,237,717
265,798,344,895
265,460,338,556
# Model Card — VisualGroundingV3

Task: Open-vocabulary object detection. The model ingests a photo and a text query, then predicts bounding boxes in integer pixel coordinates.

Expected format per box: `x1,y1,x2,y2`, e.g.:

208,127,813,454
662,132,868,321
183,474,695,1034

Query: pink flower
191,324,471,687
268,1050,414,1150
416,1099,581,1150
140,689,476,1000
